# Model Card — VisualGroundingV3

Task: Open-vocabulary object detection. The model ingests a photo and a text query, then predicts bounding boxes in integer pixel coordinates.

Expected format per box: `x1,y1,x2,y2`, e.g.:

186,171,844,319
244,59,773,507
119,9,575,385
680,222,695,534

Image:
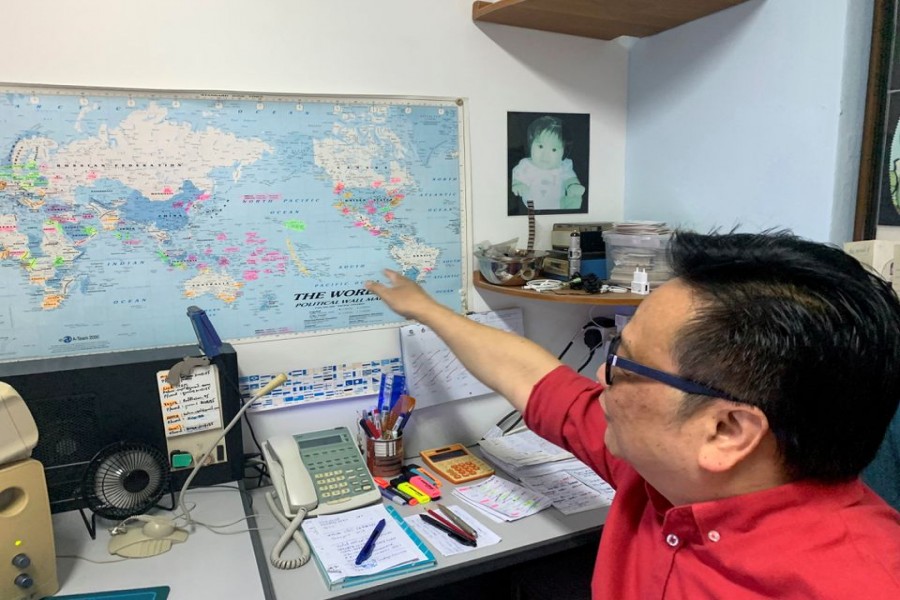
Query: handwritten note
301,504,428,584
400,308,524,407
157,365,223,438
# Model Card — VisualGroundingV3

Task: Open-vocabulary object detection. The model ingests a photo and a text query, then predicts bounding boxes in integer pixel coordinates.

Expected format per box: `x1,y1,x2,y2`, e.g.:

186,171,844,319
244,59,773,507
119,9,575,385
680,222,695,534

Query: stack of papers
301,503,434,589
452,475,552,521
479,429,574,470
478,429,616,515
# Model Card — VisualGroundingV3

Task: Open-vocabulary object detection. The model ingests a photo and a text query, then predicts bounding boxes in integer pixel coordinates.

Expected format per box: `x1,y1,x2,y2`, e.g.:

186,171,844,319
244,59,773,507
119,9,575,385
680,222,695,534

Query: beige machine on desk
0,382,58,600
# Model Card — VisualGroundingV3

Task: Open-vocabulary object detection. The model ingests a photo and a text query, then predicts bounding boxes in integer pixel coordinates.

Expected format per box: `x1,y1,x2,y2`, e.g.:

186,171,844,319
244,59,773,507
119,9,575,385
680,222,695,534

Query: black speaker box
0,344,242,513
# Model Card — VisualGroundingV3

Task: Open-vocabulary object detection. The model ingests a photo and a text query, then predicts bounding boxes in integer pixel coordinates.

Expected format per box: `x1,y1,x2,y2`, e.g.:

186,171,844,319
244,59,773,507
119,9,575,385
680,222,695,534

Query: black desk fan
80,441,171,538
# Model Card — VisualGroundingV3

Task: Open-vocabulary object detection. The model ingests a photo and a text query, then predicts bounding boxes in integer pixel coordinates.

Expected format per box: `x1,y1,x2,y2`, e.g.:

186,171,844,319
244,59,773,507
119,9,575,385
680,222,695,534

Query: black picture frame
507,111,590,216
856,0,899,238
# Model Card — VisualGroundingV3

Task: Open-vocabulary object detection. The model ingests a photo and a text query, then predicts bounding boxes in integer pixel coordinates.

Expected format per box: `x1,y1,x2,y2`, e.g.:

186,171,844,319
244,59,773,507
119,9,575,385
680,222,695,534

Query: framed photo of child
507,111,590,216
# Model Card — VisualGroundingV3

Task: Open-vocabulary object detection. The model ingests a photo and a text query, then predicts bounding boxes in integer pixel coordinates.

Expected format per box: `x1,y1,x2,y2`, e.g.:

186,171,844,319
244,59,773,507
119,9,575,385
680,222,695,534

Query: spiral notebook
302,503,435,590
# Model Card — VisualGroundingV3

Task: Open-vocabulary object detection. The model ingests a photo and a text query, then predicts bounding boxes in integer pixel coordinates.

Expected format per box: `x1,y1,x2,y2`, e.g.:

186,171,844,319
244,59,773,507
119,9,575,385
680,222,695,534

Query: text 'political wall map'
0,86,468,361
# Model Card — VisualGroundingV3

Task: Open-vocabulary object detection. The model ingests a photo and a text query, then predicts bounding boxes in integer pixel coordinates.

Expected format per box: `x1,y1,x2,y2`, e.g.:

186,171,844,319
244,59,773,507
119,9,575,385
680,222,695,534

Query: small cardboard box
843,240,897,280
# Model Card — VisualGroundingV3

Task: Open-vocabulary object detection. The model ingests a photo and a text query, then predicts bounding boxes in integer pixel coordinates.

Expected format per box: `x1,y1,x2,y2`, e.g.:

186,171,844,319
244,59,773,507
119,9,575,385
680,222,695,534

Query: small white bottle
631,267,650,295
568,231,582,278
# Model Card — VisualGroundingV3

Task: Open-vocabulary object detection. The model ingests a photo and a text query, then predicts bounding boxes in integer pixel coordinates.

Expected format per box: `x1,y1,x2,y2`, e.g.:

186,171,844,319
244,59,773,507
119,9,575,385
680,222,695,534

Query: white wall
0,1,629,453
8,0,872,456
625,0,873,244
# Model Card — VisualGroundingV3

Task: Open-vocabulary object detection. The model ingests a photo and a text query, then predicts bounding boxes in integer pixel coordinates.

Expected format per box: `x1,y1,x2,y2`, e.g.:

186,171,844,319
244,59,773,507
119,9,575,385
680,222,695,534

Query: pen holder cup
364,435,403,478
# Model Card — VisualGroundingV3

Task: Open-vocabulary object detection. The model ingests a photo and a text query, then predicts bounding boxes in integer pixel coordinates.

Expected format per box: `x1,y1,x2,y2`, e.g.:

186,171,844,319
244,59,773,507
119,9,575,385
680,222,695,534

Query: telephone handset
263,435,319,516
263,426,381,517
261,427,382,569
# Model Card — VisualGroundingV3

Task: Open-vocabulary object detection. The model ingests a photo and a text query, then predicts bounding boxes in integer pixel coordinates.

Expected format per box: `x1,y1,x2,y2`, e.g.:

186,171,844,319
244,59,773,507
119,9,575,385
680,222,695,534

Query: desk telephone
262,427,381,569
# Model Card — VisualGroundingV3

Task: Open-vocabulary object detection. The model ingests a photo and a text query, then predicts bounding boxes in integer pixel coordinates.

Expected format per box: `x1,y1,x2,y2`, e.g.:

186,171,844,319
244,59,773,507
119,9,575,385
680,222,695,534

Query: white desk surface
50,475,606,600
249,472,608,600
52,484,265,600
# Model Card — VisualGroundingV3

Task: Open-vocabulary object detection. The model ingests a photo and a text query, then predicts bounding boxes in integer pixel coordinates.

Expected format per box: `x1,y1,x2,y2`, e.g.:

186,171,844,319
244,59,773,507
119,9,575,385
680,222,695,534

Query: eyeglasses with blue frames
605,335,741,402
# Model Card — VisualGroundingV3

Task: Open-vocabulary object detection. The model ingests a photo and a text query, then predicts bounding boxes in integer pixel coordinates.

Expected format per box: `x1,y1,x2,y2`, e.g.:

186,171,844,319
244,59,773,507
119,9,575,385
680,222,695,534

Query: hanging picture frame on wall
856,0,900,238
507,111,590,216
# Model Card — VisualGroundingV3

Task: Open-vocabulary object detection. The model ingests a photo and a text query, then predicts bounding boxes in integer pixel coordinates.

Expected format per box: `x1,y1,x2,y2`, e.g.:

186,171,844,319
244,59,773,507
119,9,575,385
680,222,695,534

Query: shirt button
665,533,680,547
708,530,721,543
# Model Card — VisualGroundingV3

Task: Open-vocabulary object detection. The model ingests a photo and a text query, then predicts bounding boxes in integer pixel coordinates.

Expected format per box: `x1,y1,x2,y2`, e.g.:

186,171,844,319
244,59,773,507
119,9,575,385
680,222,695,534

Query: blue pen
354,518,386,565
390,412,407,435
395,412,410,433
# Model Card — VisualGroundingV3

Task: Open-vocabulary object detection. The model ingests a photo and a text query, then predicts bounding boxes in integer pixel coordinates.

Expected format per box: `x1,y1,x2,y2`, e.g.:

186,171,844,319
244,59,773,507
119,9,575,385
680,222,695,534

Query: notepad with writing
301,503,435,590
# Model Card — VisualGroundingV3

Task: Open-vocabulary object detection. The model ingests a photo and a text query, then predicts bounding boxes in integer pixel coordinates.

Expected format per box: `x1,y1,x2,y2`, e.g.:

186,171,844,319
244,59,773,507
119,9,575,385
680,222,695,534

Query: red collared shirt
524,365,900,599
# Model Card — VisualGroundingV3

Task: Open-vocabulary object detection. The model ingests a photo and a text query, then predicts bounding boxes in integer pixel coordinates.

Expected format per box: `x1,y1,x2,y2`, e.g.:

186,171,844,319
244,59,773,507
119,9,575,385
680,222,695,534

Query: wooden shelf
472,0,752,40
473,272,644,305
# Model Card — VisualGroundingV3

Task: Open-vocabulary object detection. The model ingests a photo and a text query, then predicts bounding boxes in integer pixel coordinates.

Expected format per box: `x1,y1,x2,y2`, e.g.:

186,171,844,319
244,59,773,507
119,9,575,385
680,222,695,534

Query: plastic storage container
602,231,673,288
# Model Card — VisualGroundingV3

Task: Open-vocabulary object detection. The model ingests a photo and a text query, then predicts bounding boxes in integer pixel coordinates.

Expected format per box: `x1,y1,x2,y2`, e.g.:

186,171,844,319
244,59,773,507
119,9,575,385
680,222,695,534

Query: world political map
0,86,467,361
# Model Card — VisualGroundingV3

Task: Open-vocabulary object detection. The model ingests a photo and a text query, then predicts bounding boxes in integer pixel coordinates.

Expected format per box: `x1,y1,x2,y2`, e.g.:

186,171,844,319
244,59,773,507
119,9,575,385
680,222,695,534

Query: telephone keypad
286,427,382,509
310,460,374,499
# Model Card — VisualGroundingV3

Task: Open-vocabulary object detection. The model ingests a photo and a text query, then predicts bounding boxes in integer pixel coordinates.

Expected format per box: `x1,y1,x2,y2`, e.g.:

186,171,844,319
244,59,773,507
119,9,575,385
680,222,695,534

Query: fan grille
82,441,169,520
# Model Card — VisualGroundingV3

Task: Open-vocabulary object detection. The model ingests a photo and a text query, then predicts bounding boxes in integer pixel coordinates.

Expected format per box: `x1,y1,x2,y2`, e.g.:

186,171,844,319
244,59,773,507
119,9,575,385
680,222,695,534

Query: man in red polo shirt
366,230,900,599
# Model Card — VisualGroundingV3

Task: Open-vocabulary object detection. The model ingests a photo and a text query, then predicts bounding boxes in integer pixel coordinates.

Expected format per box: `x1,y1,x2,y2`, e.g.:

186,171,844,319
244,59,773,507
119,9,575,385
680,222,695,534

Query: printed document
477,427,616,514
452,475,552,522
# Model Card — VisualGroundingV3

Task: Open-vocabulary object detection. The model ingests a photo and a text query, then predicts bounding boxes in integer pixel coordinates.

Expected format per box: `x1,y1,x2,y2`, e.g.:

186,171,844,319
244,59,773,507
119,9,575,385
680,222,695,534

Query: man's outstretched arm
365,270,562,412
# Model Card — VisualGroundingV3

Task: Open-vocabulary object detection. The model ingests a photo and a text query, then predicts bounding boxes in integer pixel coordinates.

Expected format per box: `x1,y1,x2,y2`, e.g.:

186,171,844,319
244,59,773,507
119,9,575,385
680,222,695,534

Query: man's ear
697,404,769,473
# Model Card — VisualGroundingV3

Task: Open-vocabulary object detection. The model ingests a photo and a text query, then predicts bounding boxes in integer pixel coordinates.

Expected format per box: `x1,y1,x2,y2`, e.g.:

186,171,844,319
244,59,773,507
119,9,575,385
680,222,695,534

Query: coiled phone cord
264,490,311,569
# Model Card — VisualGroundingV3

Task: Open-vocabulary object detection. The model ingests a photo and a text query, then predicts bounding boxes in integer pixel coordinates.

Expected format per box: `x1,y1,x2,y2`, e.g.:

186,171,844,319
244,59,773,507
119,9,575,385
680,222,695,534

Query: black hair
668,229,900,482
525,116,565,153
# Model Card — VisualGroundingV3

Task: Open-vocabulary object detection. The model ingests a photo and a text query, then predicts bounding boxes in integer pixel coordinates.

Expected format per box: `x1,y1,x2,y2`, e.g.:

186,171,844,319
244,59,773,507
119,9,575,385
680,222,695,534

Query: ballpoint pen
424,508,475,542
419,514,476,547
435,503,478,539
355,518,386,565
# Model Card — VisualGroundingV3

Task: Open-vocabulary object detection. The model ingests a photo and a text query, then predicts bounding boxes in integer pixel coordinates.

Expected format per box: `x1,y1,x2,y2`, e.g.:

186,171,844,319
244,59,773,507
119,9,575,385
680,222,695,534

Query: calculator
419,443,495,484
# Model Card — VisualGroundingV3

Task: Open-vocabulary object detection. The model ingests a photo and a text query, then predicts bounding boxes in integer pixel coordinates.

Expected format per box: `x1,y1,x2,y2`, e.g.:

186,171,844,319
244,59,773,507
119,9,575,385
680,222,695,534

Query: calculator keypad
421,446,494,483
450,461,479,478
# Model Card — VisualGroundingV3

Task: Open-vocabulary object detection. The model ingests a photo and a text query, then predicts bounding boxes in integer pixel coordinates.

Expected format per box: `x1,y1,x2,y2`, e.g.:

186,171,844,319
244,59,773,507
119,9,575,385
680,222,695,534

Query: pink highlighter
409,475,441,500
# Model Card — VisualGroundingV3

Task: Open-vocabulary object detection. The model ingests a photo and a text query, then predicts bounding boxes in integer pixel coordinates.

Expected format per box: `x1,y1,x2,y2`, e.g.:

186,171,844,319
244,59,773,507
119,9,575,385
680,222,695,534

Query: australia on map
0,87,467,361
